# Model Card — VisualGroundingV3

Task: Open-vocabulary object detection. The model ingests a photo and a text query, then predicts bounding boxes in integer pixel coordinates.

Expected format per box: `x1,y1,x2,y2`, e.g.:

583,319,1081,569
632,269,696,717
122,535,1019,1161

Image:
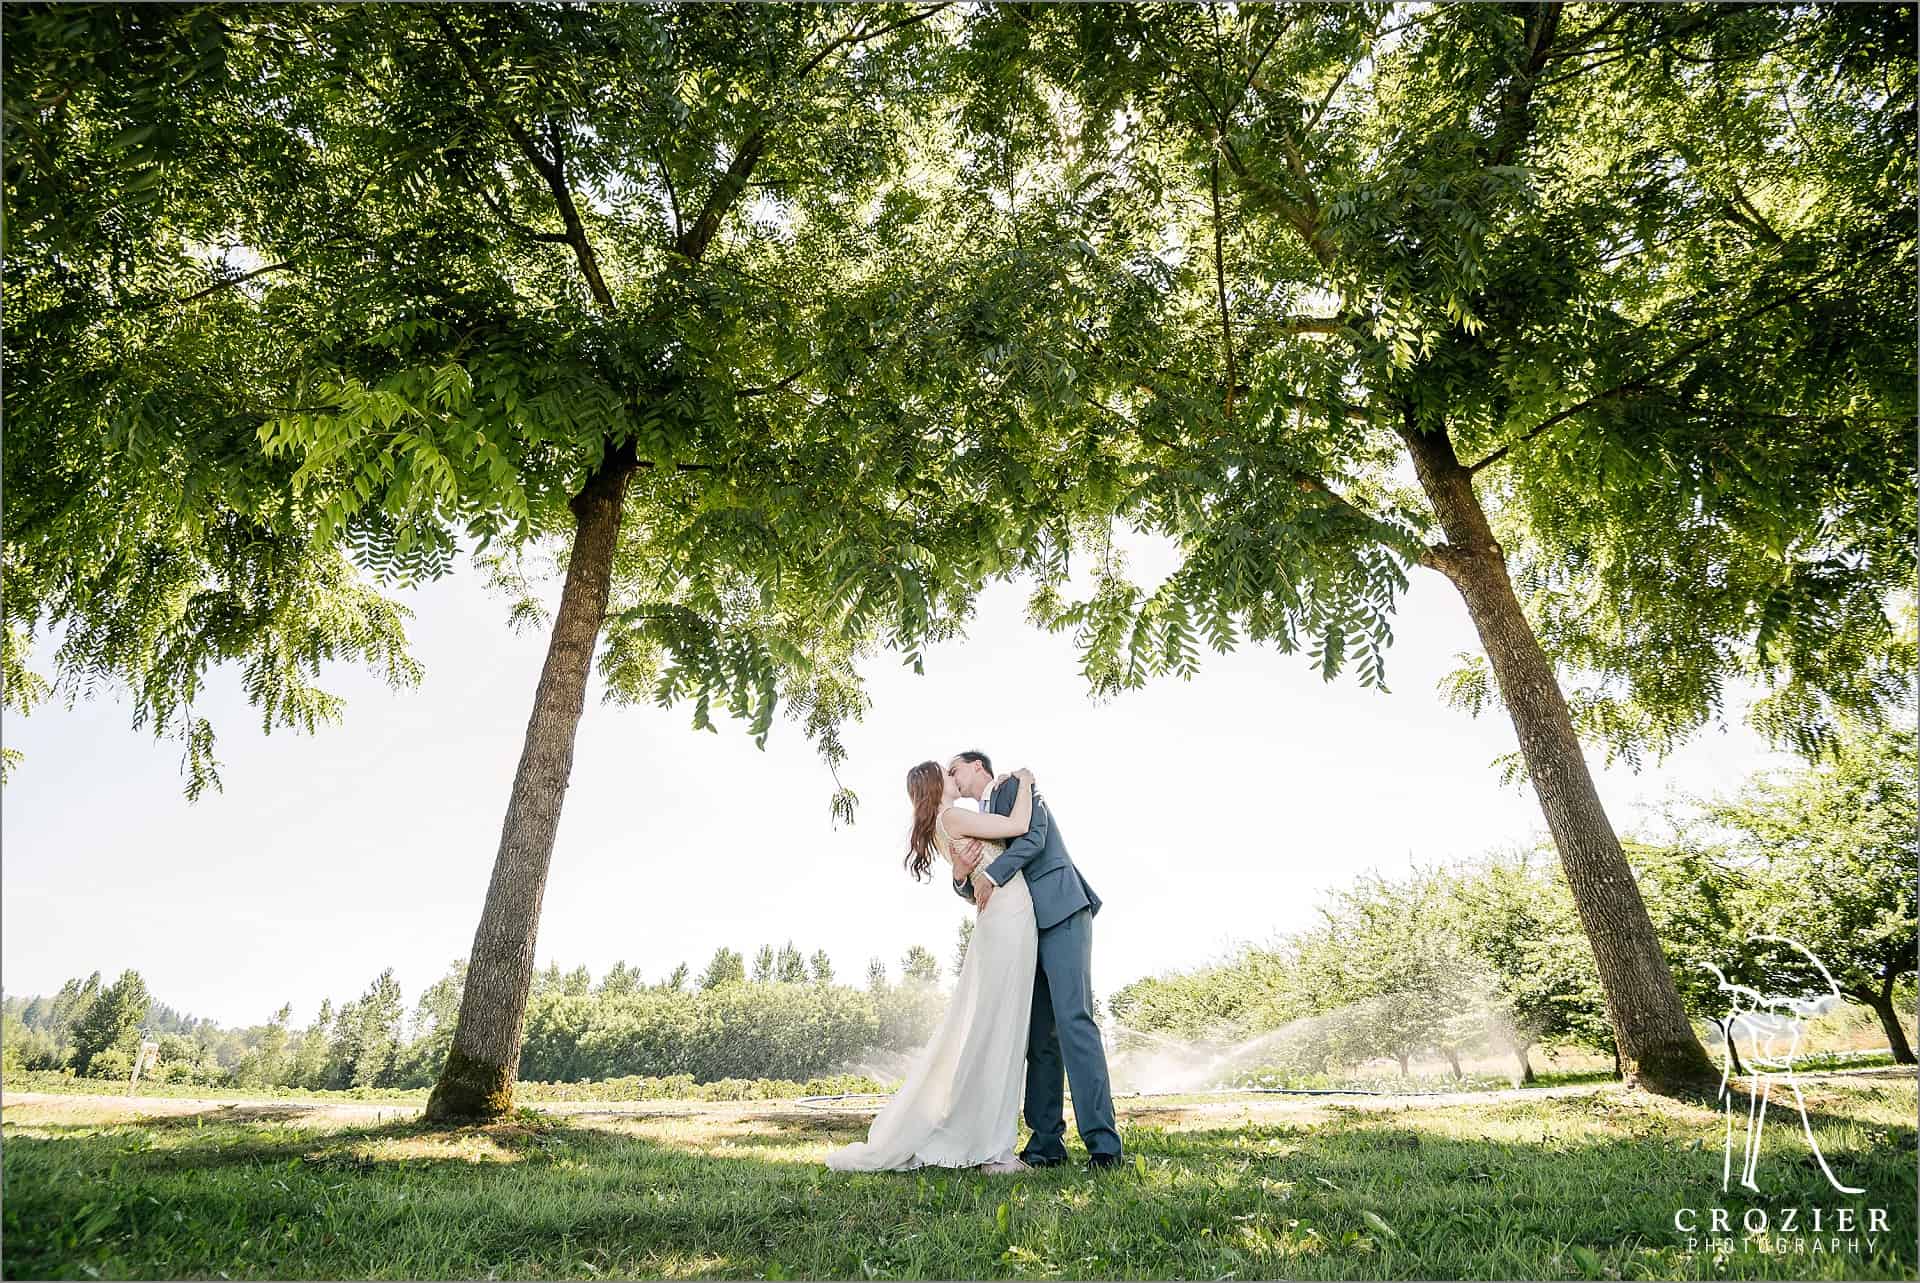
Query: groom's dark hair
954,749,993,776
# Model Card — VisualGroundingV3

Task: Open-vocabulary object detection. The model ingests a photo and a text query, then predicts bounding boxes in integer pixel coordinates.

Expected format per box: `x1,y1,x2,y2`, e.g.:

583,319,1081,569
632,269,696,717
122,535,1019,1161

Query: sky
2,531,1794,1029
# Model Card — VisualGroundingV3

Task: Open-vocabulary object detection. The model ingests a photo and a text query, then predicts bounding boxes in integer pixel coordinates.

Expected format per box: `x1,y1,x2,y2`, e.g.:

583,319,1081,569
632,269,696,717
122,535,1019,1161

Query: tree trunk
1860,976,1917,1065
1443,1047,1463,1079
1396,1054,1410,1076
1515,1045,1536,1085
1400,420,1717,1095
425,444,636,1120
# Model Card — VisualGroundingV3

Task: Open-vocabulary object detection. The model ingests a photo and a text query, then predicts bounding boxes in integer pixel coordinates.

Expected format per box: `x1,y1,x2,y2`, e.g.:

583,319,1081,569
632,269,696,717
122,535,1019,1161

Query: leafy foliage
67,969,148,1076
4,934,952,1091
949,4,1913,759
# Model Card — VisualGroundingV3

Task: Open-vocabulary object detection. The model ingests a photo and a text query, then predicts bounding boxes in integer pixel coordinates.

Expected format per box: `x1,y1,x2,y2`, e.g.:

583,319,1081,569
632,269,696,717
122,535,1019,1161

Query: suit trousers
1020,906,1121,1161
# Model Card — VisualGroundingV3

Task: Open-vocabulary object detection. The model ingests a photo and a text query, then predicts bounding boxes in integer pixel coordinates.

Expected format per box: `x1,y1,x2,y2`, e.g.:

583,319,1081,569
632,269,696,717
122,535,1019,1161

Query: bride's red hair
905,760,944,882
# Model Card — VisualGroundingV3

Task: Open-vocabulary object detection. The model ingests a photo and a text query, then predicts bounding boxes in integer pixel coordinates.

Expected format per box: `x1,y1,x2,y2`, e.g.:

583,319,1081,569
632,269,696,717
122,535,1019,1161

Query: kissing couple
826,751,1124,1175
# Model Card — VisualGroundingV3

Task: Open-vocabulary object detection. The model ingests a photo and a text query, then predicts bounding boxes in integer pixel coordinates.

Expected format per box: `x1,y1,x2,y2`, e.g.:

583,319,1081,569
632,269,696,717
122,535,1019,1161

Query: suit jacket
953,775,1100,931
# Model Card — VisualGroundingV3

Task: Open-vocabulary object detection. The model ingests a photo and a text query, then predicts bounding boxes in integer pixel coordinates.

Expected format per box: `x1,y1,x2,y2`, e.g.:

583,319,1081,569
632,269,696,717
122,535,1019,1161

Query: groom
947,750,1124,1170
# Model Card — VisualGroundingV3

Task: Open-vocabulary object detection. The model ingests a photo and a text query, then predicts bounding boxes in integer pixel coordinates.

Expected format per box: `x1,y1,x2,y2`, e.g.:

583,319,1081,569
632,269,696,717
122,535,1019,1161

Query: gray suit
954,776,1121,1162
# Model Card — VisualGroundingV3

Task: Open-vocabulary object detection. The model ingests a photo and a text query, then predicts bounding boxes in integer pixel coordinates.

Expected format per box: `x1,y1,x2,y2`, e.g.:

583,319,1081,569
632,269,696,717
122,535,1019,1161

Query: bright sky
2,532,1793,1029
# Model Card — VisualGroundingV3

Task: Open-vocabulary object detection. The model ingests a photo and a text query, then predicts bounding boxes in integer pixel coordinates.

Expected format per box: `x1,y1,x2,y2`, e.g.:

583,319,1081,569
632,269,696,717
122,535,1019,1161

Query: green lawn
4,1076,1912,1279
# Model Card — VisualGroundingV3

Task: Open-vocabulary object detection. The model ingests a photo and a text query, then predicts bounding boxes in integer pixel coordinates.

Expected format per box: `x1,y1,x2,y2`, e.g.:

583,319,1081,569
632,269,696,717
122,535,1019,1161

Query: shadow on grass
4,1085,1914,1280
110,1103,334,1129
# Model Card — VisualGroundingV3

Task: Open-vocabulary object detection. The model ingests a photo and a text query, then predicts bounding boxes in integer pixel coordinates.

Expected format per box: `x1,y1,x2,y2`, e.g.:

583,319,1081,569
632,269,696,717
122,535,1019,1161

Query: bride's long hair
905,760,944,882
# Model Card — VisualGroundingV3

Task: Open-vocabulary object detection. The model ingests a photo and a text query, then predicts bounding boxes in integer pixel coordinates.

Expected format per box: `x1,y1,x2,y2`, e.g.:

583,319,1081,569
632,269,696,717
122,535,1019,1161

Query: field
3,1072,1913,1280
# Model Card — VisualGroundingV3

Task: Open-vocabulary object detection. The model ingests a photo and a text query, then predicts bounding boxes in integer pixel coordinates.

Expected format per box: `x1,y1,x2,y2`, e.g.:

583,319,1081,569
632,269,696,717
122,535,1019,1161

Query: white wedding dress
826,813,1038,1171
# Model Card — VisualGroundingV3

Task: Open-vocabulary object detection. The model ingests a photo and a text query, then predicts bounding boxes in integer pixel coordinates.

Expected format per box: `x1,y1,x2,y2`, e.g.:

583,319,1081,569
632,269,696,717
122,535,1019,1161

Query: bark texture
1401,419,1717,1095
424,446,635,1120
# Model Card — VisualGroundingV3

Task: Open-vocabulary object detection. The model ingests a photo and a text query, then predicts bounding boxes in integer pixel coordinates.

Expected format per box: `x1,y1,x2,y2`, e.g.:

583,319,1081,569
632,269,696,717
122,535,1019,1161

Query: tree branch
1218,134,1334,268
1210,154,1237,420
1285,469,1432,562
654,150,685,243
153,258,298,310
472,179,573,244
1242,12,1293,93
1269,390,1372,423
1238,313,1356,360
1483,3,1563,168
791,3,953,83
433,12,616,312
1467,273,1851,473
675,127,770,263
1301,32,1376,136
736,365,813,398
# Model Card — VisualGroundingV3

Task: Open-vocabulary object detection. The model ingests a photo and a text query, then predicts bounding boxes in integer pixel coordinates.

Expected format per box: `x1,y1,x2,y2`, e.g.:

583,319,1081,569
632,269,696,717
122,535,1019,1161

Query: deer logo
1703,935,1863,1196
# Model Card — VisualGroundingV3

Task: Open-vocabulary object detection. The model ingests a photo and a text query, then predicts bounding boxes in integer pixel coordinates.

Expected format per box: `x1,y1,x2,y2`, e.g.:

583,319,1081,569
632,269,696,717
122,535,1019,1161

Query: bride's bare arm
942,770,1034,840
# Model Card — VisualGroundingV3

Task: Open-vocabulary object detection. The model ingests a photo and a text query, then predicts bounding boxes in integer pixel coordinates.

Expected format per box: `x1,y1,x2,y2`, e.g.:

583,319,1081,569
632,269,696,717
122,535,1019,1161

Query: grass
0,1070,892,1105
3,1071,431,1104
4,1075,1913,1280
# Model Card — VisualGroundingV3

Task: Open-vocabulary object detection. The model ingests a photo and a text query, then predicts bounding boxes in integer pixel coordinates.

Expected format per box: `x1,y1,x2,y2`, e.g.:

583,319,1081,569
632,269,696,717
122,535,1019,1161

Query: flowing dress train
826,816,1038,1170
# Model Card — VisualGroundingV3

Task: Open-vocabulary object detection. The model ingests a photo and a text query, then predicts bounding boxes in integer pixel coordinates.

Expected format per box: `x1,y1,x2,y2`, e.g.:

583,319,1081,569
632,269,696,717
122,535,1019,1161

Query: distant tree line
3,931,967,1090
1111,725,1917,1082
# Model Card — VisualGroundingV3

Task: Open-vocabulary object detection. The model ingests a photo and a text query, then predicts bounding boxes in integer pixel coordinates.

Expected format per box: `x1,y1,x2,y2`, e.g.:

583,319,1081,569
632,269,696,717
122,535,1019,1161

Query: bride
825,761,1038,1175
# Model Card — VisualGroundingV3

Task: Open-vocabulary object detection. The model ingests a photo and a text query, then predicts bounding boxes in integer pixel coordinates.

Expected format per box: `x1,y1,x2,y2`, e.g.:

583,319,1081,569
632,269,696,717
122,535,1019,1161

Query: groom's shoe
1018,1151,1067,1169
1086,1152,1126,1173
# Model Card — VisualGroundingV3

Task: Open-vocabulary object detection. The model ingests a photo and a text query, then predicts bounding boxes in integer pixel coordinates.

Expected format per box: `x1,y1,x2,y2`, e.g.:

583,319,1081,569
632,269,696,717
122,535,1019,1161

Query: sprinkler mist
1105,1012,1346,1095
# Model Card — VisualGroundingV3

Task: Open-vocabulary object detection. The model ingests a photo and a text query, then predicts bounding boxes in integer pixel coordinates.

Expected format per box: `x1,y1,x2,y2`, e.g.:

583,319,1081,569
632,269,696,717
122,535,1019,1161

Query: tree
952,917,975,978
865,957,890,993
395,961,468,1085
1703,723,1918,1063
70,969,148,1076
1444,851,1610,1083
232,1003,294,1088
807,951,835,985
751,945,777,985
290,999,334,1089
1291,876,1471,1076
41,971,103,1068
332,969,405,1089
698,948,746,993
663,962,690,993
274,4,1007,1123
775,942,809,985
901,945,941,988
2,1012,59,1074
7,4,1036,1120
598,961,641,997
958,3,1912,1092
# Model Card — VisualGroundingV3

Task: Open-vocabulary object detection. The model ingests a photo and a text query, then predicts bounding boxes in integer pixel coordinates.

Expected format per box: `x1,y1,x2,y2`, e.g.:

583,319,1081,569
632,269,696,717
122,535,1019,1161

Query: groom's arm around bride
952,771,1050,908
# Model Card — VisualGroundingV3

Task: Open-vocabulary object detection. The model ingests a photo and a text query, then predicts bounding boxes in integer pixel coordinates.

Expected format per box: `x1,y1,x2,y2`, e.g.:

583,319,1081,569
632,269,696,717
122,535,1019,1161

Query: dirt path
7,1067,1907,1132
1,1084,1608,1131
